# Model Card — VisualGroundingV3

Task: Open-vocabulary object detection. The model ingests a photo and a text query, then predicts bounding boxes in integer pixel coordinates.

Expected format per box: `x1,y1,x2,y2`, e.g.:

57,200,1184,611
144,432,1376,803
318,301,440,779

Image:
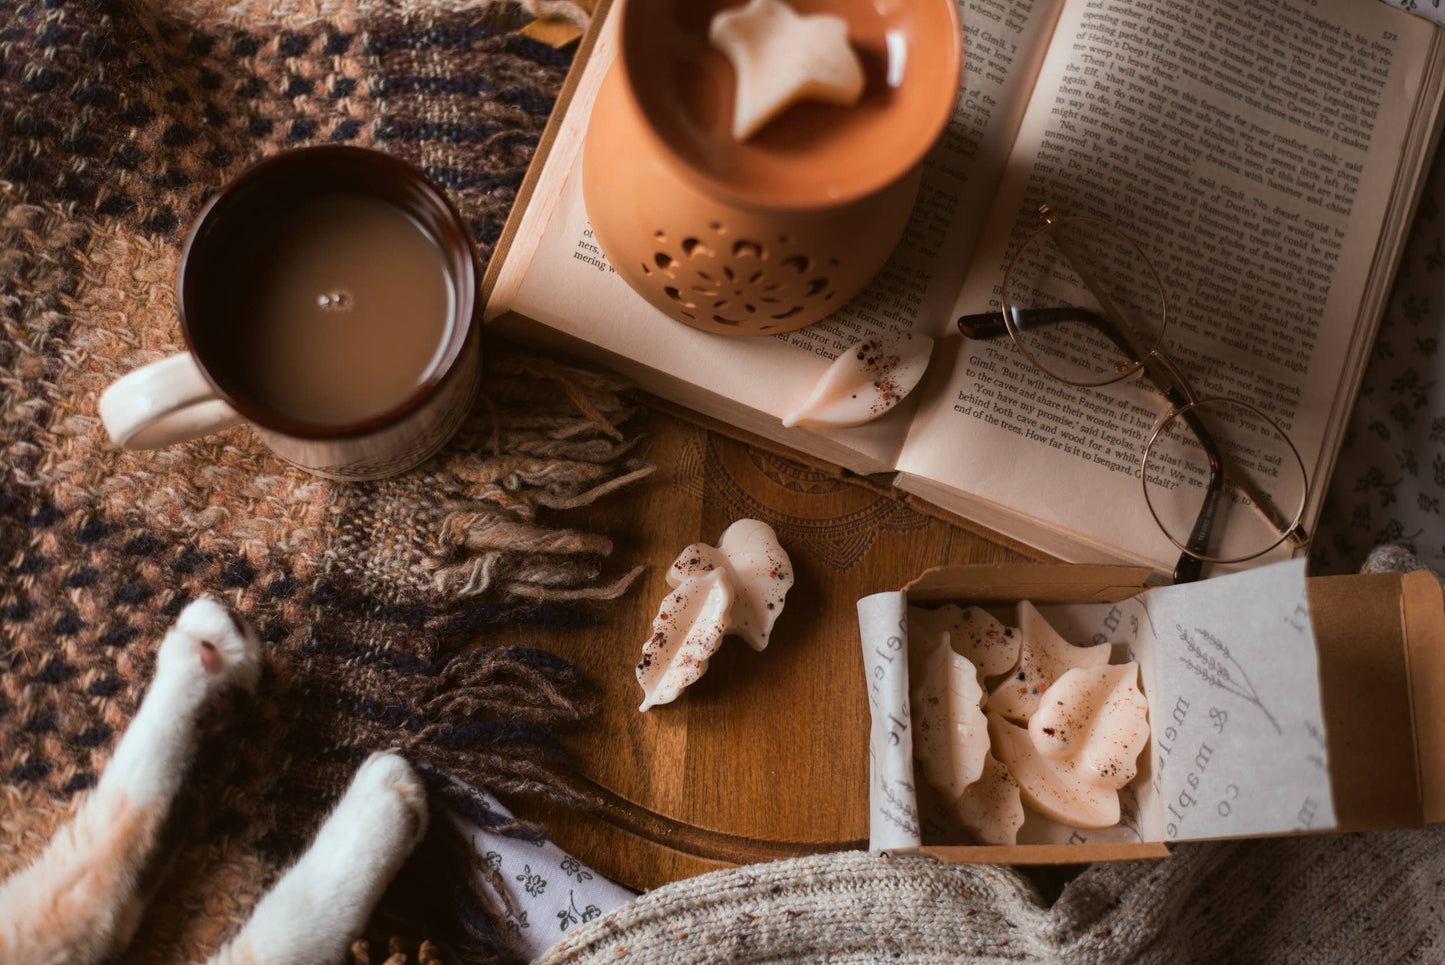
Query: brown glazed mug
99,146,482,481
582,0,961,337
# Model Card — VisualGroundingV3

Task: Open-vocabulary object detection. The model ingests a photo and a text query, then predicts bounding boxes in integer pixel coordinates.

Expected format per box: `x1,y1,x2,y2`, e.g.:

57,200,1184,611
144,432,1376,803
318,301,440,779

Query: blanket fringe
427,353,652,602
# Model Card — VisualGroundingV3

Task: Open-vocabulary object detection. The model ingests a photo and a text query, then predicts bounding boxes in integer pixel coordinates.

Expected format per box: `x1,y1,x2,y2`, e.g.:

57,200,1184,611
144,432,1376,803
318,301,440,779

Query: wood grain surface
507,402,1038,891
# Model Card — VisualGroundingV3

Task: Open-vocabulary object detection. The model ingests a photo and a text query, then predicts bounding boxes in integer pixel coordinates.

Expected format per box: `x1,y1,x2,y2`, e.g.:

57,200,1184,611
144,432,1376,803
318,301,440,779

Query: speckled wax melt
950,751,1025,846
637,569,735,711
911,601,1150,839
986,601,1112,722
989,711,1121,829
911,636,989,802
1029,662,1149,789
782,333,934,430
637,520,794,711
909,604,1020,679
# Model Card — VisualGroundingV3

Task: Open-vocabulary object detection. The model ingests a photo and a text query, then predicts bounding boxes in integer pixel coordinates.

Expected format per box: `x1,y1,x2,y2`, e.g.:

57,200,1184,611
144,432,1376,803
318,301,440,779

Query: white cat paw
158,597,261,695
207,753,429,965
341,752,430,851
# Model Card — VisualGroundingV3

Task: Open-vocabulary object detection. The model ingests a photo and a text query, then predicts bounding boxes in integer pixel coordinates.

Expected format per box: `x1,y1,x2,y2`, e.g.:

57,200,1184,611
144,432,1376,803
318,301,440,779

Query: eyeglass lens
1142,397,1308,564
998,215,1307,567
1000,218,1167,387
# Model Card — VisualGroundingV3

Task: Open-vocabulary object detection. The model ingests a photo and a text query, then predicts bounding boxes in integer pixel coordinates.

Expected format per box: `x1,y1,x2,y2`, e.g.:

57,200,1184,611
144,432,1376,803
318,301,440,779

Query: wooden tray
507,404,1035,890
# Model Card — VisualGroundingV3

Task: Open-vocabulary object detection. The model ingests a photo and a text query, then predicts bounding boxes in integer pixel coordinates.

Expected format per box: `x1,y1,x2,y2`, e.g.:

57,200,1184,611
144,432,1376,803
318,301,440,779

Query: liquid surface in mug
211,192,453,426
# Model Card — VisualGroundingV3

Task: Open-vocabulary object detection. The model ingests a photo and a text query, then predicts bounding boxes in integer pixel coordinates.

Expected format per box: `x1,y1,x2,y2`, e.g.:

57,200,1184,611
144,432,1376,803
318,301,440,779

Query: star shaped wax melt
708,0,866,142
986,601,1112,723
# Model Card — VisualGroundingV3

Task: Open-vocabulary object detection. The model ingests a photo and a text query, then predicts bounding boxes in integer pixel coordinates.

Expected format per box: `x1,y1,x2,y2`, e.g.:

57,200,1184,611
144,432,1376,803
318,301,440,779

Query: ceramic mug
99,146,482,481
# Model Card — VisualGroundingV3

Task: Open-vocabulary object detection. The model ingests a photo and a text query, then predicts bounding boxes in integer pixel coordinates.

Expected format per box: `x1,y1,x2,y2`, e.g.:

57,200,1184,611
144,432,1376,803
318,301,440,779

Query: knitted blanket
539,834,1445,964
0,1,644,961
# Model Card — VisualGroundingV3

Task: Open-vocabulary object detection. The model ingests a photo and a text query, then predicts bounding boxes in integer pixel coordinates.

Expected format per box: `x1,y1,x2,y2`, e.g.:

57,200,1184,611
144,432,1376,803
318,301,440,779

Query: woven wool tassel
425,353,653,603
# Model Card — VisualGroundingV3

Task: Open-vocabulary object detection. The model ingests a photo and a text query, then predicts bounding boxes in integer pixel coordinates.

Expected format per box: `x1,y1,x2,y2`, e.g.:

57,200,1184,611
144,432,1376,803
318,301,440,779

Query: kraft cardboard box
856,561,1445,864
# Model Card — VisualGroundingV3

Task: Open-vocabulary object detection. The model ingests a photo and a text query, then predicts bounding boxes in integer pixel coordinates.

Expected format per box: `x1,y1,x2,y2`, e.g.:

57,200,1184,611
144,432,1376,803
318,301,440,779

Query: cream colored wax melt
986,601,1112,722
1028,662,1149,789
666,519,793,651
909,604,1020,679
637,519,793,710
949,751,1025,846
908,602,1149,839
911,636,989,801
988,712,1121,828
637,569,734,711
782,334,934,430
709,0,866,142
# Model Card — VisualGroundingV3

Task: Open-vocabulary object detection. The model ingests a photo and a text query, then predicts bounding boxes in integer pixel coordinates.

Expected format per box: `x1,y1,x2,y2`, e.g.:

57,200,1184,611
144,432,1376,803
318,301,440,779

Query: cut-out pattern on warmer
643,224,839,334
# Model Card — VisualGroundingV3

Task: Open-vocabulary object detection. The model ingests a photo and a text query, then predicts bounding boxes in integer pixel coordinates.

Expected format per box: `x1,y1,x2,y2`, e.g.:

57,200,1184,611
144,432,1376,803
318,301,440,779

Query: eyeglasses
957,205,1309,583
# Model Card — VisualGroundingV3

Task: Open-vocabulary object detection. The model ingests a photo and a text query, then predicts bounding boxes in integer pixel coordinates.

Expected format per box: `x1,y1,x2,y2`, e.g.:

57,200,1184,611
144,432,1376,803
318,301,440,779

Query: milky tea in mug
101,146,481,480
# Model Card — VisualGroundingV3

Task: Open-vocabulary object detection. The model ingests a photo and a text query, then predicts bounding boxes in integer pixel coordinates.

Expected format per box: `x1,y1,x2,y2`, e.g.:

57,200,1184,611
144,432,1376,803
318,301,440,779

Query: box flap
1310,574,1423,831
905,563,1153,605
1402,571,1445,824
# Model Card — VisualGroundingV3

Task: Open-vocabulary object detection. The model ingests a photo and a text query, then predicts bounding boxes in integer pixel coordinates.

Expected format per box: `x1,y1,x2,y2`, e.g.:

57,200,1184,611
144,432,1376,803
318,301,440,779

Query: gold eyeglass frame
959,205,1310,582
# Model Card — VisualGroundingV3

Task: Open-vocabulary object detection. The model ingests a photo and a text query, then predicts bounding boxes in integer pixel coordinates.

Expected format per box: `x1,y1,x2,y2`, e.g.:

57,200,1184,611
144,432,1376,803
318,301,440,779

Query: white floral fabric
1312,143,1445,575
1382,0,1445,28
453,797,636,959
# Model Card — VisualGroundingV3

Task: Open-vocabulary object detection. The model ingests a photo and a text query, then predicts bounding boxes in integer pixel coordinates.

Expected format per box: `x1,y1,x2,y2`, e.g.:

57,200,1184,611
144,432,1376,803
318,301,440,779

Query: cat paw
345,752,429,849
158,597,262,694
203,754,429,965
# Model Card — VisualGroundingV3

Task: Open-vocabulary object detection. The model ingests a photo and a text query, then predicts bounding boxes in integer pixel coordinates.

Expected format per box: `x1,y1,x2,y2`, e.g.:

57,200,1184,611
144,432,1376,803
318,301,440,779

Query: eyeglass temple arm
1040,206,1310,549
1172,404,1225,584
957,311,1010,339
1149,352,1309,549
959,306,1306,565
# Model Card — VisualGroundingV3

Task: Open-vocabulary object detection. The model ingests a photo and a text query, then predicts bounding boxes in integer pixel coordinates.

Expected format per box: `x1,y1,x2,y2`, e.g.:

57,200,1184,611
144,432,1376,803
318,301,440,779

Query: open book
483,0,1445,579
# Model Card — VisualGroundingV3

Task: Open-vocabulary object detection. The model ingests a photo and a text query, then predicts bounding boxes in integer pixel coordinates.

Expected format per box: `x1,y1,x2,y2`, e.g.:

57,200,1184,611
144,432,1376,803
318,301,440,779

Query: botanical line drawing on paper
879,776,920,837
1176,624,1282,734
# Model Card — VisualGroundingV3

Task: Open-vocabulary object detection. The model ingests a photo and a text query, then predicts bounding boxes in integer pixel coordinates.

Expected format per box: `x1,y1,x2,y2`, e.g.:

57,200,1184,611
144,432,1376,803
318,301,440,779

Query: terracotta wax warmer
582,0,961,337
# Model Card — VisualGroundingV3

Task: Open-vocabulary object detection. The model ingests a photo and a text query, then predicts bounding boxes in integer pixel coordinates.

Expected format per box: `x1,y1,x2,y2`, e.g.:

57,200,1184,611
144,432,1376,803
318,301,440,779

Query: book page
897,0,1441,571
495,0,1066,469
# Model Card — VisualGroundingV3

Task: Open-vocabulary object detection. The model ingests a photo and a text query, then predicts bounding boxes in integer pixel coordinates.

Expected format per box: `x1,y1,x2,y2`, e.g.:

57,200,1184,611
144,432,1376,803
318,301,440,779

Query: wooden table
511,404,1036,890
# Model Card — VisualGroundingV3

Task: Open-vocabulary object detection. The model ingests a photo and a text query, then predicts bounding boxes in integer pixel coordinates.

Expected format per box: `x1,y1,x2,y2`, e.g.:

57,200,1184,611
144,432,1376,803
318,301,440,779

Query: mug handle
100,353,245,450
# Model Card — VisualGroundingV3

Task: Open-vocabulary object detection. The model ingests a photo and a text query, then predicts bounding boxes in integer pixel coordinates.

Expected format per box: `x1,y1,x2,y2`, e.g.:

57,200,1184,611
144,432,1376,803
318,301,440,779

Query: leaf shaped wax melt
782,333,934,429
909,604,1021,679
986,602,1111,723
989,712,1120,829
638,520,794,711
911,637,989,801
950,750,1026,846
637,569,734,711
667,519,793,652
1029,663,1149,789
